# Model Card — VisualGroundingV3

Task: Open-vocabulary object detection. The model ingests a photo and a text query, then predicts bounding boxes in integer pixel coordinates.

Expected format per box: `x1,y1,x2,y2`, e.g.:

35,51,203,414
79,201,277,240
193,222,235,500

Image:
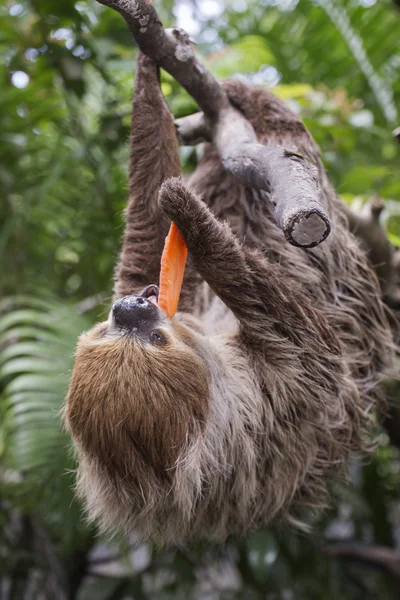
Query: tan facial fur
65,315,210,503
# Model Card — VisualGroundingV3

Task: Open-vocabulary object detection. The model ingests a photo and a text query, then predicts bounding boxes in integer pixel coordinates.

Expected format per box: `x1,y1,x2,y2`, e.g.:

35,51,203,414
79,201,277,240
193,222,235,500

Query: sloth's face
64,285,210,483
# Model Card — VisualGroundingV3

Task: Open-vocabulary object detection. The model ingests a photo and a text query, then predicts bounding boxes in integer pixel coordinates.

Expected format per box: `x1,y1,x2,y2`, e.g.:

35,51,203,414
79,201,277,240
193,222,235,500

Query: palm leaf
0,295,92,550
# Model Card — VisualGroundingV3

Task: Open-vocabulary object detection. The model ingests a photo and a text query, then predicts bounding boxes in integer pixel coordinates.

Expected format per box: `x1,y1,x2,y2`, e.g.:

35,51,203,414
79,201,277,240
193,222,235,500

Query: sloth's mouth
141,284,159,307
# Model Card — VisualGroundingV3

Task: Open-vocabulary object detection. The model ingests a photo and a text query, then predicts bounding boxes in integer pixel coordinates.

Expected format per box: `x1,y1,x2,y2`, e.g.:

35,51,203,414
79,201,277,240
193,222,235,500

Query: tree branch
97,0,226,118
343,196,394,293
175,112,211,146
96,0,331,248
323,543,400,578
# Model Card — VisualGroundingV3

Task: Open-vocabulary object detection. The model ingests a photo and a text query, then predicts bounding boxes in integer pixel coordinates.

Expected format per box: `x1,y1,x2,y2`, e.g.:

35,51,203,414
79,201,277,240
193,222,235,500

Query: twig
343,196,393,293
96,0,331,248
175,112,211,146
323,543,400,578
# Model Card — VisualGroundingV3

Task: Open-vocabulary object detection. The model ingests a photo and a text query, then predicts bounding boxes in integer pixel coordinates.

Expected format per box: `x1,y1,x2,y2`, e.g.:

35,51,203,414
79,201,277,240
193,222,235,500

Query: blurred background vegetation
1,0,400,598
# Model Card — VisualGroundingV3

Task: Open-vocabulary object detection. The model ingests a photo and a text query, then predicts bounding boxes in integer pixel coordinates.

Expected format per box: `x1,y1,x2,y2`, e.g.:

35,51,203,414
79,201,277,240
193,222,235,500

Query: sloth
64,52,395,545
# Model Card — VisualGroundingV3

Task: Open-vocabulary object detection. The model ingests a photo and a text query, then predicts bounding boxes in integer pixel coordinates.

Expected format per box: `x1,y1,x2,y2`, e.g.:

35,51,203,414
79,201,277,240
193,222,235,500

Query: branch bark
96,0,331,248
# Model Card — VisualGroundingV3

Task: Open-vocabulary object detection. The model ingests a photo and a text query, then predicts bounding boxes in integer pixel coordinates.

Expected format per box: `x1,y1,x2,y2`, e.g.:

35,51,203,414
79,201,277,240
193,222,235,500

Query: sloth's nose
112,295,158,331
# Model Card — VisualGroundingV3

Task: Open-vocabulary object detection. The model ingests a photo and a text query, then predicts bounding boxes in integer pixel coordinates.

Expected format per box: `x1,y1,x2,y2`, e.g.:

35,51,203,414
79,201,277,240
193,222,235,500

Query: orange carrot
158,222,188,317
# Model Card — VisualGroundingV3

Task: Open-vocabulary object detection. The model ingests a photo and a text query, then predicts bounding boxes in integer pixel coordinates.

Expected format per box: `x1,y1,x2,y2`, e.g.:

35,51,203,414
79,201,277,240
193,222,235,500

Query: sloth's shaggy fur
64,54,395,545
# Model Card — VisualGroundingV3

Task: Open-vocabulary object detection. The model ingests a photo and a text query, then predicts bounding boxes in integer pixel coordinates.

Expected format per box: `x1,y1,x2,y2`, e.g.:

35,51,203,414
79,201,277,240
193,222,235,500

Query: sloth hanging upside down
64,52,395,545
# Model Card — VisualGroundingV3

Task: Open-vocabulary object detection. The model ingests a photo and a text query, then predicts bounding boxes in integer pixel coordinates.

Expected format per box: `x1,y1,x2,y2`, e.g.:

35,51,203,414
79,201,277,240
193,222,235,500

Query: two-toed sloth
64,53,394,545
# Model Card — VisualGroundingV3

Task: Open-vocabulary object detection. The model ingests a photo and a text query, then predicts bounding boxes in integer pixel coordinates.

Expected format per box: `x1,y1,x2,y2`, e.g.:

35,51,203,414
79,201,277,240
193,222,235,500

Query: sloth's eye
149,329,167,346
97,326,108,338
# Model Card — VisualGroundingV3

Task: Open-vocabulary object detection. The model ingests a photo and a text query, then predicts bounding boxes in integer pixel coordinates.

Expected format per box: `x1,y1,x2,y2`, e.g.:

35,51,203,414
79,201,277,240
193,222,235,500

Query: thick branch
97,0,225,118
96,0,331,248
178,112,329,247
213,109,330,247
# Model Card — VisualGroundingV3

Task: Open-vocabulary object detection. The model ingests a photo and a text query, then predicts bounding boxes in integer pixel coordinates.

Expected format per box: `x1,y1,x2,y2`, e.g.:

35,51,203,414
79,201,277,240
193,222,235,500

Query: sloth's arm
115,53,181,299
115,53,201,311
159,177,339,352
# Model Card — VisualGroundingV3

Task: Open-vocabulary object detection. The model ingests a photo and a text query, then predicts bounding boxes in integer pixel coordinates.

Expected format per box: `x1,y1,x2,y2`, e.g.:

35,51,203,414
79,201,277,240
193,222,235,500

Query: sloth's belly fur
203,292,239,336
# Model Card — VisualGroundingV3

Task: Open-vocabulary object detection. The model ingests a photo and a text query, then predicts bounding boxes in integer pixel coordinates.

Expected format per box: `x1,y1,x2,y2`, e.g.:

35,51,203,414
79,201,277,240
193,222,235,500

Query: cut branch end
285,208,331,248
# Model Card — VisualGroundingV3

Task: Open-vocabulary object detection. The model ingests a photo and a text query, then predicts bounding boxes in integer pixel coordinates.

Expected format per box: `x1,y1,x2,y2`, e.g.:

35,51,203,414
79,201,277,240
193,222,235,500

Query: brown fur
64,53,395,545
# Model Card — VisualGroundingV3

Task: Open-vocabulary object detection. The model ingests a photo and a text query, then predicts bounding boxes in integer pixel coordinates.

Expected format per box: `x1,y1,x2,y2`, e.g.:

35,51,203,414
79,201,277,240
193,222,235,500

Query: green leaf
246,529,279,586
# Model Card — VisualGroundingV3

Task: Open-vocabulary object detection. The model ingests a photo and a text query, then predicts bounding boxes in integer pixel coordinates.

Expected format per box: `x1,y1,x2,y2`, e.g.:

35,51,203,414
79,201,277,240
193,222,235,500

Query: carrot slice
158,222,188,317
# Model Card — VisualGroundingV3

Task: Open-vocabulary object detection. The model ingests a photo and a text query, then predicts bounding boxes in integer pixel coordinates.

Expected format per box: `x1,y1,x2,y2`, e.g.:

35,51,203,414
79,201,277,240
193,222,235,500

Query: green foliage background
0,0,399,598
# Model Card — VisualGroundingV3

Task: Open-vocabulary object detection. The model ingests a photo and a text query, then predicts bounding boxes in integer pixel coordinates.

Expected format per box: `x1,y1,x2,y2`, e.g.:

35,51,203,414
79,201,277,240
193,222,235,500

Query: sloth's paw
158,177,201,228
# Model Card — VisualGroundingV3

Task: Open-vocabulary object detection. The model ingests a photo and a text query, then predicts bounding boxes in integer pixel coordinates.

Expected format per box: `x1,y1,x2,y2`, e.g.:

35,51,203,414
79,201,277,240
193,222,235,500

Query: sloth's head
64,285,210,489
